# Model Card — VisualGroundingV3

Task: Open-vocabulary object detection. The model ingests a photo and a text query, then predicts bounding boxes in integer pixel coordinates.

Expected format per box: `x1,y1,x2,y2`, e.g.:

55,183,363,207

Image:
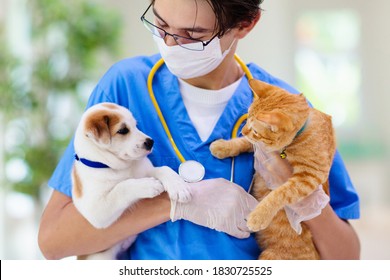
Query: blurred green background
1,0,389,259
1,0,124,259
1,0,121,199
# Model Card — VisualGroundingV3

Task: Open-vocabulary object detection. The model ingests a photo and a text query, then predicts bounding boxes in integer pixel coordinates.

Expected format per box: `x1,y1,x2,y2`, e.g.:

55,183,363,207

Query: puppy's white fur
72,103,191,260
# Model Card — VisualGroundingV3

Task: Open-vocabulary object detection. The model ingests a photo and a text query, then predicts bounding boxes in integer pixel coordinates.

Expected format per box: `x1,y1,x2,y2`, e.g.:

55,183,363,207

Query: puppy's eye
117,127,129,135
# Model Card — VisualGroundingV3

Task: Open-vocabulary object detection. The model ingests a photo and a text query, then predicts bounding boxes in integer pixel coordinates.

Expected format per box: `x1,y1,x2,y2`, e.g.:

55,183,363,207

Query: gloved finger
237,219,253,236
227,227,251,239
234,231,251,239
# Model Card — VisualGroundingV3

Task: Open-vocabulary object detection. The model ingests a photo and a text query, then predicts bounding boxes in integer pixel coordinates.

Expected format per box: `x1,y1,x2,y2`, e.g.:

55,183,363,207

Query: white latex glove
253,142,293,190
285,185,330,234
170,178,258,239
253,142,329,234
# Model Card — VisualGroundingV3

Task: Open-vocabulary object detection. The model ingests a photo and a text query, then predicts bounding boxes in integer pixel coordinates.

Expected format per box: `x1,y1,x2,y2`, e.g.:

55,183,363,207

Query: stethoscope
147,54,255,183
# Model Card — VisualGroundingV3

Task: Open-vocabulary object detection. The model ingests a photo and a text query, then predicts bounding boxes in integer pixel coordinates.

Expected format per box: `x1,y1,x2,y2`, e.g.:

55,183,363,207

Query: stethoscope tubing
148,54,256,183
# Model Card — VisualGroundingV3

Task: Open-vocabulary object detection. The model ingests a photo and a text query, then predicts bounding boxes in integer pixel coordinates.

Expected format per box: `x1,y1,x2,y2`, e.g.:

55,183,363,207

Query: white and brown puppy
72,102,191,259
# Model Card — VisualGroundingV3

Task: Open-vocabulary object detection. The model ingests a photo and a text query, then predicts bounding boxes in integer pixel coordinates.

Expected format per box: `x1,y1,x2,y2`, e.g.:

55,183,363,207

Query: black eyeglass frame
140,3,219,51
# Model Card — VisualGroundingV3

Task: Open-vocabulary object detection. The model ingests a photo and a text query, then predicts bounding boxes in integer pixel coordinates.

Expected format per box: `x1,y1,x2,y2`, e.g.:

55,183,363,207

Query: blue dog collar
74,154,110,169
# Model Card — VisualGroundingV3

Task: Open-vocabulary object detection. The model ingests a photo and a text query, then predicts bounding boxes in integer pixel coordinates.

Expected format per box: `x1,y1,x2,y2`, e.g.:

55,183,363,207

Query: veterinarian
38,0,360,260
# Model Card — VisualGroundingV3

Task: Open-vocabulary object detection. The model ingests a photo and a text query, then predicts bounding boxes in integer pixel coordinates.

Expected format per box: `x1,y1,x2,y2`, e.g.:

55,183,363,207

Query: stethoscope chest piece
178,160,205,183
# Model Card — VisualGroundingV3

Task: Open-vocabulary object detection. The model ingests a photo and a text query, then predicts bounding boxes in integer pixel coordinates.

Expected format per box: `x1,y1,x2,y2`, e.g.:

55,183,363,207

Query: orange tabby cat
210,79,336,259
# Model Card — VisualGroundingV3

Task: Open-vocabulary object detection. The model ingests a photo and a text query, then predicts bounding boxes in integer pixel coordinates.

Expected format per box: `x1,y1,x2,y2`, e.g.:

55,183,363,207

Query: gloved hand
284,185,329,234
253,142,293,190
170,178,258,239
252,142,329,234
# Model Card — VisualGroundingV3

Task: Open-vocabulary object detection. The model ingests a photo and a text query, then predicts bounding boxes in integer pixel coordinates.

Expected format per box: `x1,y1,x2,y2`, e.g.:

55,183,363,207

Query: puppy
72,102,191,259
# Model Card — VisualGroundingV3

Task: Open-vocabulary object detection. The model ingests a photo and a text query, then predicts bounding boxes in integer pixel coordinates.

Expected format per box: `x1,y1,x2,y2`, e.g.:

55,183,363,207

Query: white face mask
153,35,235,79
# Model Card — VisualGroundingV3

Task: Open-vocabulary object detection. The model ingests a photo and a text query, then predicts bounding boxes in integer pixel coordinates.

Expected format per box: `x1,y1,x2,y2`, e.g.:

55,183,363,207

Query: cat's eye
117,127,129,135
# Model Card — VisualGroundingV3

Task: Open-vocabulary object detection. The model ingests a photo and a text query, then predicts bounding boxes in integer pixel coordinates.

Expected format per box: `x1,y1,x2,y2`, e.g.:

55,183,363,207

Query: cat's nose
242,125,249,135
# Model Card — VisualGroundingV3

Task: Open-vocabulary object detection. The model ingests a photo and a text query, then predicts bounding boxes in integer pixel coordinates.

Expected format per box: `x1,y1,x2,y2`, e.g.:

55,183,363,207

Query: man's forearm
38,190,170,260
304,204,360,260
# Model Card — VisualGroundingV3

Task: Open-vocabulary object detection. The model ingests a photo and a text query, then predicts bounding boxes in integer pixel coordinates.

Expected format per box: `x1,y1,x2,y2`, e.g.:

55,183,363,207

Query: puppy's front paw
153,166,192,202
166,177,192,203
140,178,164,198
210,139,232,159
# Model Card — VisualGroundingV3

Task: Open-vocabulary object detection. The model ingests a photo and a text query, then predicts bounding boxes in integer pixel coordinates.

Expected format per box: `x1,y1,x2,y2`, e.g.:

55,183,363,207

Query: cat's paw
210,139,232,159
246,206,274,232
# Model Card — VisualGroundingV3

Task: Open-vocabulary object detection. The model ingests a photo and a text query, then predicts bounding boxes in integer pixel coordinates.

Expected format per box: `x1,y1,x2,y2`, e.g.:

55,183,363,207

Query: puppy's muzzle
144,138,154,151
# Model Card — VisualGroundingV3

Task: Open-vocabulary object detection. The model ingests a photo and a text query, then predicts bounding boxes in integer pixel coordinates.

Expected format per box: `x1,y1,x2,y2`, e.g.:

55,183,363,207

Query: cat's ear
249,79,275,98
255,112,293,133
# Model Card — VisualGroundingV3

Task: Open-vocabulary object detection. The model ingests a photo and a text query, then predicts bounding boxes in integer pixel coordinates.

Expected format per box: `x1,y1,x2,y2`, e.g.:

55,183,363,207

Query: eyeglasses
140,3,219,51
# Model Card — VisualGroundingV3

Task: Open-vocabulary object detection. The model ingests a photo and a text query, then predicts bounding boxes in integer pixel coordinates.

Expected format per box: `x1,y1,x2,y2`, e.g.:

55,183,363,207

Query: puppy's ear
85,112,114,146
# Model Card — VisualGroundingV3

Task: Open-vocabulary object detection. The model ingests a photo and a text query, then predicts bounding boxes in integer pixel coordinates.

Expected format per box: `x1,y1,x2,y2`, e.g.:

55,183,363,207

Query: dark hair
150,0,263,36
207,0,263,36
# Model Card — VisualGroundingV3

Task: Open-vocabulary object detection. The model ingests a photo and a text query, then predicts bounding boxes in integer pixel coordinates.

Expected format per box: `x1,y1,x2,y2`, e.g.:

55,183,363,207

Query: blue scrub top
48,54,360,260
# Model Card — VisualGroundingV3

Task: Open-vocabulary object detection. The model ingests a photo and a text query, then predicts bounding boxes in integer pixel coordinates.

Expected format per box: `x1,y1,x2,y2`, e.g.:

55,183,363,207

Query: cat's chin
244,137,258,146
251,141,276,154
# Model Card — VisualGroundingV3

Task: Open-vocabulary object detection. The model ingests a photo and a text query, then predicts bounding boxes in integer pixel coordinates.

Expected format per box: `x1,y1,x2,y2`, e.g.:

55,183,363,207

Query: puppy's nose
144,138,154,151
